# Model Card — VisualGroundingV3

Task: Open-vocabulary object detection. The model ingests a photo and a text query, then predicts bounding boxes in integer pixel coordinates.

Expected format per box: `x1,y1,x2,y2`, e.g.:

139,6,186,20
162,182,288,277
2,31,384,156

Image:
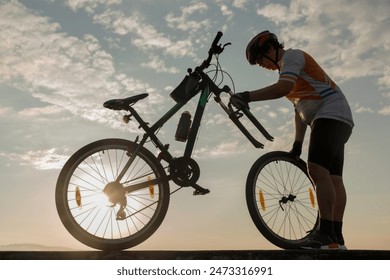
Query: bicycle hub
103,181,127,206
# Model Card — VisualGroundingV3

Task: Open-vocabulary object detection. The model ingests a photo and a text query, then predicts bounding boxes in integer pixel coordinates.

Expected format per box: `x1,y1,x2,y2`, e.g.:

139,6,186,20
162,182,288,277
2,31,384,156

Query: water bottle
175,111,192,142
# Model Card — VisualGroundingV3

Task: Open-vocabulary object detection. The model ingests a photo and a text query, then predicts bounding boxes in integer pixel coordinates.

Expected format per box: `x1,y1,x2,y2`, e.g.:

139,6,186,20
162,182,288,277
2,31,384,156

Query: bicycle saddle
103,93,148,110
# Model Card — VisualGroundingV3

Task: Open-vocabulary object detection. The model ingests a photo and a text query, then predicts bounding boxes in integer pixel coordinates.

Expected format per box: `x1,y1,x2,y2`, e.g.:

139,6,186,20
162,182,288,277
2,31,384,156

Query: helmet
246,30,278,65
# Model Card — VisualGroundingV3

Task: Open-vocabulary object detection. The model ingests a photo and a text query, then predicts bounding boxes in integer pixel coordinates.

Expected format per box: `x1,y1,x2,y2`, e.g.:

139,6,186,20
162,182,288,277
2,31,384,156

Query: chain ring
169,157,200,187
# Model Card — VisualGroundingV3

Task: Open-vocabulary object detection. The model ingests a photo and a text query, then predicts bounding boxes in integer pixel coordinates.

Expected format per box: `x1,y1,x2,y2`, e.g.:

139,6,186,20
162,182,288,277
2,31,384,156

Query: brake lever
223,42,232,48
213,42,231,55
227,101,244,117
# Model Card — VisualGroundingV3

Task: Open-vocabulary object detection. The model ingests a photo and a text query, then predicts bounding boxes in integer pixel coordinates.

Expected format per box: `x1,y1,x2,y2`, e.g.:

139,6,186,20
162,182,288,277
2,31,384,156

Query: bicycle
55,31,319,250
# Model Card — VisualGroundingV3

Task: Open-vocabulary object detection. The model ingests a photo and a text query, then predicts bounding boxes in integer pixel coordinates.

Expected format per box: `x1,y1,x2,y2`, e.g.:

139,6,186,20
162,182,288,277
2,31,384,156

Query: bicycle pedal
193,188,210,196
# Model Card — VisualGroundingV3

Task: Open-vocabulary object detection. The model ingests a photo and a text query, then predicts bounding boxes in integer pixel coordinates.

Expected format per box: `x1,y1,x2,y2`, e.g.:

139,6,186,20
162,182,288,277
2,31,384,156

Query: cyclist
230,30,354,249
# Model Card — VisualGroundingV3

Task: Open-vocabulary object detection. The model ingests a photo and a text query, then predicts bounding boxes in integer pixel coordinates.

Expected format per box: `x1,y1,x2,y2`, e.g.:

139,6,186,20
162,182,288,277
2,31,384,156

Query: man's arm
289,110,307,157
294,110,307,143
249,80,294,101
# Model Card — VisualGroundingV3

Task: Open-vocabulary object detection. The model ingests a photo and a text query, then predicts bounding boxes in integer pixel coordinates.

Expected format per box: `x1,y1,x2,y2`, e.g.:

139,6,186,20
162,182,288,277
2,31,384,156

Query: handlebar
211,31,223,51
199,31,225,70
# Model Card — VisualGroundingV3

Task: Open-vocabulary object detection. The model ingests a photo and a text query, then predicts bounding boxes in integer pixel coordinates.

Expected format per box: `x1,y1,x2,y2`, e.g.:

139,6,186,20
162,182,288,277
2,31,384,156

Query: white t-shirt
278,48,354,127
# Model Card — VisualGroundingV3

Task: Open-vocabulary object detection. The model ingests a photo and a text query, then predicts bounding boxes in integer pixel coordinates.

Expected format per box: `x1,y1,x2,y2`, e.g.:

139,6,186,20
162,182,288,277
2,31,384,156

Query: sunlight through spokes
66,146,162,240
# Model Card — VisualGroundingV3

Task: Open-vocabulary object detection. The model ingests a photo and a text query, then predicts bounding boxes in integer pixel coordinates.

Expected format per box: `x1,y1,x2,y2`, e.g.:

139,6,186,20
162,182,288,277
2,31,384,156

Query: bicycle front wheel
55,138,170,250
246,151,319,249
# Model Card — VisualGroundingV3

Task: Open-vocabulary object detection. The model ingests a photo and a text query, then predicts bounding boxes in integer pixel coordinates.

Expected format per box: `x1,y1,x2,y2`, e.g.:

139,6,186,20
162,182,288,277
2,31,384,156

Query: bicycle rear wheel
246,151,319,249
56,138,170,250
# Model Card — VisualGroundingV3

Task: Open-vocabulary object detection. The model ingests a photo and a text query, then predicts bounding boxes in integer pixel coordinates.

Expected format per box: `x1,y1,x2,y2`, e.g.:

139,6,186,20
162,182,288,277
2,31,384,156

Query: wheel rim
58,141,168,248
252,155,319,245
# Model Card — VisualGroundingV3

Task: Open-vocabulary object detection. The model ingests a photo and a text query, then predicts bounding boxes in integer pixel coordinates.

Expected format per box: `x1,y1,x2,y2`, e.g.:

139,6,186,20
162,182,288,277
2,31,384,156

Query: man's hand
230,91,251,109
290,140,302,157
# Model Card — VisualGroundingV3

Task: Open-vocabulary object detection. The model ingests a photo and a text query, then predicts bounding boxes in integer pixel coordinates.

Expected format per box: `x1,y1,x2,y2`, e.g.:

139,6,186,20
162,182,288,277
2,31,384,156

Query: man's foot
337,235,347,250
301,231,340,250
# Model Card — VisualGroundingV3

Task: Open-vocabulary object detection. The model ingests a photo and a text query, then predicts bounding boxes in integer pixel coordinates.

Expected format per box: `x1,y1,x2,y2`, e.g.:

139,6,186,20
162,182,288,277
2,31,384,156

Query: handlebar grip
242,108,274,141
229,112,264,149
211,31,223,49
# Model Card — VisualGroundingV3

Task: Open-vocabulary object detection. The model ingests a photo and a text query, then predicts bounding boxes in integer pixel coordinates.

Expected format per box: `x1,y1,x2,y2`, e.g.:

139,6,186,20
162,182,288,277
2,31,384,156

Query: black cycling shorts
308,118,352,176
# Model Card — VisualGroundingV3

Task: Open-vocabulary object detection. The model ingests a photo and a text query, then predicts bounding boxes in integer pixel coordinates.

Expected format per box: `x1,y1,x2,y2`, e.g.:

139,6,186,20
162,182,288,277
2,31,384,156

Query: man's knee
308,162,330,182
330,175,343,186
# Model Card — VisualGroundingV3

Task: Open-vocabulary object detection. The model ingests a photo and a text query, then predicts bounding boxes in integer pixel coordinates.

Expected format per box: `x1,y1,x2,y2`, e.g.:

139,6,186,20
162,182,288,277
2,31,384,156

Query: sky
0,0,389,251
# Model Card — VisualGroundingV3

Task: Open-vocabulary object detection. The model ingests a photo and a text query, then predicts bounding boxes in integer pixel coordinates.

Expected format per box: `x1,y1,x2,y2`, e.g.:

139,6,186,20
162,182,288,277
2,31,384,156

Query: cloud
257,3,299,24
0,107,12,116
278,106,290,115
378,106,390,116
204,113,231,126
141,55,180,74
232,0,249,9
214,0,249,10
165,2,210,31
354,104,374,114
220,5,233,17
93,9,197,58
194,140,245,159
1,148,70,170
0,1,160,128
378,67,390,89
0,2,114,88
66,0,122,13
18,105,64,117
257,0,390,89
268,111,277,118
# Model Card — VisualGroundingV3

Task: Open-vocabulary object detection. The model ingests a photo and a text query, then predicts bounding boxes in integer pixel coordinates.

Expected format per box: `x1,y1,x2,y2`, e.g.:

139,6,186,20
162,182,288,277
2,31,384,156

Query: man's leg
331,175,347,222
307,162,335,221
300,162,339,249
331,175,347,248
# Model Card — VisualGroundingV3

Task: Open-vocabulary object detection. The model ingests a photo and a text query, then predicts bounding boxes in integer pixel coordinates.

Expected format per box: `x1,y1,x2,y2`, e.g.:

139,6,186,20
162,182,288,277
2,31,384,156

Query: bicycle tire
55,138,170,250
246,151,319,249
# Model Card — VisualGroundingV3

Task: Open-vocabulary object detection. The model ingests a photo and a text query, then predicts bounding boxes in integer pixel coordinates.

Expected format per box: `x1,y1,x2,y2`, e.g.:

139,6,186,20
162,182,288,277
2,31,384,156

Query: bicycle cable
216,53,236,93
205,56,236,98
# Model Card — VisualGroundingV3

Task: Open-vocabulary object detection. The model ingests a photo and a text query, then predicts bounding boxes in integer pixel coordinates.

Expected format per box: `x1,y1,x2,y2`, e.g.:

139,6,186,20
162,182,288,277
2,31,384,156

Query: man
230,30,354,249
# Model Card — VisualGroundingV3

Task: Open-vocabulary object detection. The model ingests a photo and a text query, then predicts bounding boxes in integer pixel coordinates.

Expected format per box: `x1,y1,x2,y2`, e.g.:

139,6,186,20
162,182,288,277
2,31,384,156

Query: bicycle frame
112,32,274,192
115,80,211,184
